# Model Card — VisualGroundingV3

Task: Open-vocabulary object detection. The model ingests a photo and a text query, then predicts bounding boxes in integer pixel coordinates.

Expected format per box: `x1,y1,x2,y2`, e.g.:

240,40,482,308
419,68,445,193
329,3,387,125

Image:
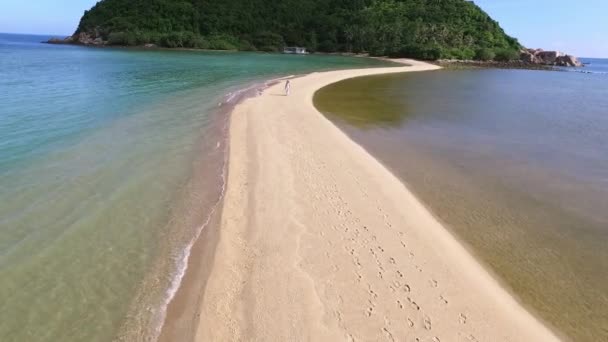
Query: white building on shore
283,47,308,54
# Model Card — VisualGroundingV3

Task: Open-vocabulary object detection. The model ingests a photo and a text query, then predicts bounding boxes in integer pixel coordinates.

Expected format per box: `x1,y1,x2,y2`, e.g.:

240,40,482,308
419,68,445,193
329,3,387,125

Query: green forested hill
74,0,521,60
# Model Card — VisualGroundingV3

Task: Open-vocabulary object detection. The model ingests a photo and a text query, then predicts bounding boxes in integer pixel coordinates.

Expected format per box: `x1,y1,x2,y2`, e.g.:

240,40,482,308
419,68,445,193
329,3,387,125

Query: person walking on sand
284,80,291,96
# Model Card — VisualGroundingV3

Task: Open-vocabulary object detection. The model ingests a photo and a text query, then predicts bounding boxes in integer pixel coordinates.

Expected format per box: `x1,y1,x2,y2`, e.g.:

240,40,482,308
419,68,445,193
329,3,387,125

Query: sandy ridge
194,59,561,341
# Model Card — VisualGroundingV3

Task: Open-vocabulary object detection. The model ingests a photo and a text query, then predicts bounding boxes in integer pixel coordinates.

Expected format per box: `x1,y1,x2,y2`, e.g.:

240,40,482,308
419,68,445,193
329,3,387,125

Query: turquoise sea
315,60,608,341
0,33,392,342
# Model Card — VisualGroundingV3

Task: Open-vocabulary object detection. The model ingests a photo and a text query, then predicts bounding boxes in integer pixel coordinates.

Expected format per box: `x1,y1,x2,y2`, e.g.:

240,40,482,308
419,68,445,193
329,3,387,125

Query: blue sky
0,0,606,57
474,0,607,57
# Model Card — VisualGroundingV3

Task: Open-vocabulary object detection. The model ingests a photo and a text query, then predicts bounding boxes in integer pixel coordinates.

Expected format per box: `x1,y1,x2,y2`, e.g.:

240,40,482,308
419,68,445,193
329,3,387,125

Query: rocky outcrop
46,31,106,46
520,48,582,67
78,32,104,45
46,36,74,44
555,55,582,67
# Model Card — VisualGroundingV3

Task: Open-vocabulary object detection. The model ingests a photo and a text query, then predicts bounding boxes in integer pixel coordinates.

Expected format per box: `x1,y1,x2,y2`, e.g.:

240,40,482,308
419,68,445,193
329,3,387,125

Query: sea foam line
150,77,288,341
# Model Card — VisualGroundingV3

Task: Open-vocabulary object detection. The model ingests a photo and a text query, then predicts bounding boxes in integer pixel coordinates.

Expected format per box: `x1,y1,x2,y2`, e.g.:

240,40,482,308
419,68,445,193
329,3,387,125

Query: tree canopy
75,0,521,60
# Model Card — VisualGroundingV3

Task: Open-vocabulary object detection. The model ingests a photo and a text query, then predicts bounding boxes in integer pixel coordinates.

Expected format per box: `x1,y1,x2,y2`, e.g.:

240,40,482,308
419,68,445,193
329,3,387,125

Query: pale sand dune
194,60,560,341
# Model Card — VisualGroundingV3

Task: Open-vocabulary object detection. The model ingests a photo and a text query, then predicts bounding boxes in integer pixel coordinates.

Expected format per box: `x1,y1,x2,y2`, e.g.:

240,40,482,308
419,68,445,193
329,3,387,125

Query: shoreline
156,77,296,342
43,40,575,72
183,60,560,341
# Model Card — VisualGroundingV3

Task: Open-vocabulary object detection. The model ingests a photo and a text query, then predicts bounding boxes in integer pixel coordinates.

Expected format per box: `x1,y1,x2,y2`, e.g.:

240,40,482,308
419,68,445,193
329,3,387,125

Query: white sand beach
193,59,561,341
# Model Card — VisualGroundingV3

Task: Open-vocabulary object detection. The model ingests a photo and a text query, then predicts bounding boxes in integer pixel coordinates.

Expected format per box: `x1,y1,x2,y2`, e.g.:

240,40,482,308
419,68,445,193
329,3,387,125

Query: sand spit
194,59,560,341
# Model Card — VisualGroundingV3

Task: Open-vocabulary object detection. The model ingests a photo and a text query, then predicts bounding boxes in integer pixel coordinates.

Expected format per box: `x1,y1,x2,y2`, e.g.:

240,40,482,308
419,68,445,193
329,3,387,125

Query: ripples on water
0,33,392,341
315,66,608,342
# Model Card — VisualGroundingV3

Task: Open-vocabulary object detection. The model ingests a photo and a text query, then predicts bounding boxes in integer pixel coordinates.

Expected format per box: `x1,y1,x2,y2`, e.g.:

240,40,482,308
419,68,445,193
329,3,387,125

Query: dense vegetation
75,0,521,60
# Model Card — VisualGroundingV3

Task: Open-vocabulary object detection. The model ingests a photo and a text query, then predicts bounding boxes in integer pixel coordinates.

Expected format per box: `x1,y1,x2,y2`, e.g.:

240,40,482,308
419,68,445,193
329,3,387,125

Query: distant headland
46,0,582,67
47,0,518,59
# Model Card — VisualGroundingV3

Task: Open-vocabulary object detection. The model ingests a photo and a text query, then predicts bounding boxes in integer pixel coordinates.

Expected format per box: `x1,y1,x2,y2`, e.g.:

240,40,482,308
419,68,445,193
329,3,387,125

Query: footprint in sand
382,327,395,342
368,286,378,299
407,297,420,311
424,316,432,330
459,313,468,324
430,279,438,288
439,295,448,305
407,318,415,328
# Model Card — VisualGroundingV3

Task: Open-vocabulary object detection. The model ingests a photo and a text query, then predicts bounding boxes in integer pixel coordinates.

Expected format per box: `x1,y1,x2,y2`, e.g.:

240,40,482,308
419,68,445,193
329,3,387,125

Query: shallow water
315,66,608,341
0,33,392,342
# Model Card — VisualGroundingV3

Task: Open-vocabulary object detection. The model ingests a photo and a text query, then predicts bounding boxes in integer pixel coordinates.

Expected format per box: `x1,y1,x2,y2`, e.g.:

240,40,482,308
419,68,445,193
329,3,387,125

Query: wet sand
191,60,560,341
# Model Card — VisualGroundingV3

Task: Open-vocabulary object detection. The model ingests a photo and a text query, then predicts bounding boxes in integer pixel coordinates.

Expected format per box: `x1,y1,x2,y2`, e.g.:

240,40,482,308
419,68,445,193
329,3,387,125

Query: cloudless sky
0,0,605,57
474,0,607,58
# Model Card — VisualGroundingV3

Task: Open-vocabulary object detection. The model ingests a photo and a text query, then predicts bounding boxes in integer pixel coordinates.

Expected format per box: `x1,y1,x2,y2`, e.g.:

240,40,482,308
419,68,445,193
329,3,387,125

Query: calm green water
0,33,392,342
315,66,608,342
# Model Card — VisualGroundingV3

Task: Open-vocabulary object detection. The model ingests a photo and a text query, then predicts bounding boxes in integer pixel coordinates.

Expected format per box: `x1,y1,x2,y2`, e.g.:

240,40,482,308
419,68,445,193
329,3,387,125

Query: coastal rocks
520,48,582,67
46,36,74,44
76,32,105,46
555,55,582,67
46,31,106,46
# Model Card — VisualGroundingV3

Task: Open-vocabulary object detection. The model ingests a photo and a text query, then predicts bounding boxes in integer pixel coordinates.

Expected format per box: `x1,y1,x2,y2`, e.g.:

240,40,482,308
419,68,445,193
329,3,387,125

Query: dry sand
194,59,561,341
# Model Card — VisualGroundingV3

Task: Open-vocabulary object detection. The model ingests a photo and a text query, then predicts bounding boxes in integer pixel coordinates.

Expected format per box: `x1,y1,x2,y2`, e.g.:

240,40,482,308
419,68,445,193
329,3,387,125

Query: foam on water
150,80,275,341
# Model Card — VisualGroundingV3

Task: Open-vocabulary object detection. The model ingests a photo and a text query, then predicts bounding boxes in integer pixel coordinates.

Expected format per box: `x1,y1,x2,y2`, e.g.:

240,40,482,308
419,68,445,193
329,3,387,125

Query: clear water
0,33,392,342
315,63,608,341
570,57,608,74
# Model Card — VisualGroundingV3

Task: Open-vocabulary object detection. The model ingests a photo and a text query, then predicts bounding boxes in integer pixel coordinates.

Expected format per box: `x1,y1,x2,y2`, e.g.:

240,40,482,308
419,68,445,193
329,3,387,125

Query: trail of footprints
327,204,475,342
306,163,477,342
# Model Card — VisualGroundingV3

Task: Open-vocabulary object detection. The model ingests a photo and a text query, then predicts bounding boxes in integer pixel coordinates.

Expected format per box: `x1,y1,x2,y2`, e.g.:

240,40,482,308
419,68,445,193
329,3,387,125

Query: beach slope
195,60,560,341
